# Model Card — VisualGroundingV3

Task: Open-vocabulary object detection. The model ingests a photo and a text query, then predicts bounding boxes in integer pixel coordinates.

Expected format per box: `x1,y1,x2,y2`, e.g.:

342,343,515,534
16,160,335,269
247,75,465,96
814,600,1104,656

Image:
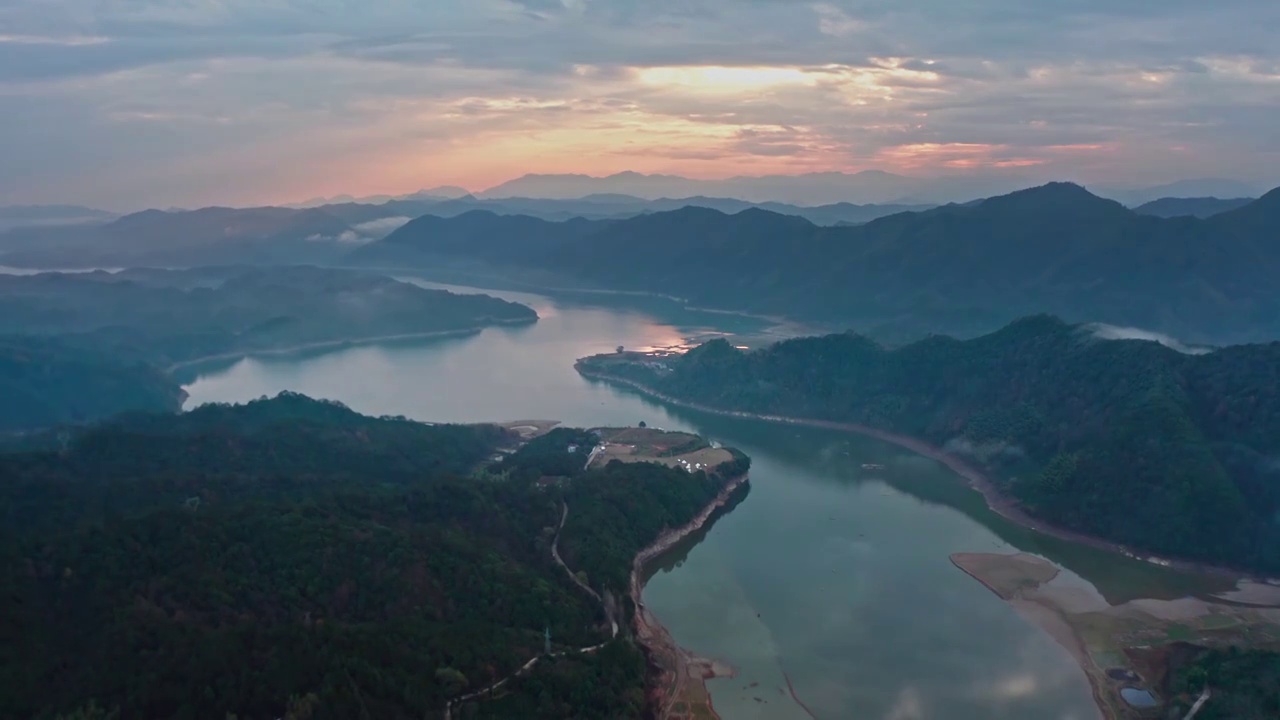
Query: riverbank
167,319,533,373
630,472,749,720
576,366,1261,585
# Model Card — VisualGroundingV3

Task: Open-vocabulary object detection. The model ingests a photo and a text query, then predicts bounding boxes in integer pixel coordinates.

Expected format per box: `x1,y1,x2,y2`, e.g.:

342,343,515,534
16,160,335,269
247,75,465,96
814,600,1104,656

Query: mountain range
352,182,1280,345
6,180,1279,346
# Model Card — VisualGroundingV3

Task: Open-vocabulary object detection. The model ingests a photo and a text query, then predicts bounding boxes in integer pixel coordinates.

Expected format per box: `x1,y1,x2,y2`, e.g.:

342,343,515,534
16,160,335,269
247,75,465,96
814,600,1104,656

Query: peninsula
0,265,537,432
575,316,1280,577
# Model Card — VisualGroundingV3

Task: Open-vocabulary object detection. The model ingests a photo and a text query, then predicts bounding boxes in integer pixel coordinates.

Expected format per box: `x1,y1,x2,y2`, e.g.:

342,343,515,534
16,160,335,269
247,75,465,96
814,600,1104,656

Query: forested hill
351,182,1280,345
0,393,747,719
0,336,185,433
580,316,1280,573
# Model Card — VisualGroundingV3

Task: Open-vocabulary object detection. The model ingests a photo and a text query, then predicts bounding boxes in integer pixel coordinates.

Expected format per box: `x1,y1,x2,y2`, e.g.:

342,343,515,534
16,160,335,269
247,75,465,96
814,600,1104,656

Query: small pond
1120,687,1159,708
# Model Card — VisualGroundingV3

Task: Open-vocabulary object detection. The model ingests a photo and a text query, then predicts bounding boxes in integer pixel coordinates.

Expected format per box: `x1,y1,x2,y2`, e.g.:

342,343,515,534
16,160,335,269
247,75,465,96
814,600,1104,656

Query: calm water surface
182,279,1217,720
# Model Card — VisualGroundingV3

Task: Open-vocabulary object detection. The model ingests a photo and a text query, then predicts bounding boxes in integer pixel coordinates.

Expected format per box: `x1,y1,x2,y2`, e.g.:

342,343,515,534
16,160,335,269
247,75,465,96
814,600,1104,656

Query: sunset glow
0,0,1274,208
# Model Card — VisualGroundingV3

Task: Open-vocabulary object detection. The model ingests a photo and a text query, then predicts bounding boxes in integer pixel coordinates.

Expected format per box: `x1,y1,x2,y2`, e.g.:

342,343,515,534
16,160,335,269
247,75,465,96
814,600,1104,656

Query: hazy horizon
1,0,1278,209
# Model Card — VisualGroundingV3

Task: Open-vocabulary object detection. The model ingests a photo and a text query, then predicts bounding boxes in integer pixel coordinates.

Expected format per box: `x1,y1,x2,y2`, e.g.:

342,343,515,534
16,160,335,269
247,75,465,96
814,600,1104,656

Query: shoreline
577,367,1256,584
166,319,533,373
630,472,749,720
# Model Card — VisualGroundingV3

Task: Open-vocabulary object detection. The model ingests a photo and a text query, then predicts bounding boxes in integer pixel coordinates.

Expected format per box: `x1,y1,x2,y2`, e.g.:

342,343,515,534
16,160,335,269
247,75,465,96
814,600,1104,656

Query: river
181,278,1223,720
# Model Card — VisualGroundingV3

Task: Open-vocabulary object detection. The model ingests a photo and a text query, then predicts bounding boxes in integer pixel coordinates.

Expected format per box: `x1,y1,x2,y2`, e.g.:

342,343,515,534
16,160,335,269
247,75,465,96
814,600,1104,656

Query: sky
1,0,1278,210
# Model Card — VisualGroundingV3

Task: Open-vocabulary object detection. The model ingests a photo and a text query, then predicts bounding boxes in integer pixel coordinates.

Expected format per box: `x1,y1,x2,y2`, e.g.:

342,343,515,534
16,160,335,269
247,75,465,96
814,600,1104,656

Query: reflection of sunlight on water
883,687,924,720
991,673,1038,699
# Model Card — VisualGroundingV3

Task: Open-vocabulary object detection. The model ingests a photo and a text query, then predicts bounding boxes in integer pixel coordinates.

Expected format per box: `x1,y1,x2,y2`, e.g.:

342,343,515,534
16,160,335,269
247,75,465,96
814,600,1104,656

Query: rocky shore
630,472,748,720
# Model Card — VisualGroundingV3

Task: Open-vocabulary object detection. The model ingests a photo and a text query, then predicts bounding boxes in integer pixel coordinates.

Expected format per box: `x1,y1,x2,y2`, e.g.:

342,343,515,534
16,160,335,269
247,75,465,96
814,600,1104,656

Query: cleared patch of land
952,552,1280,720
590,427,734,473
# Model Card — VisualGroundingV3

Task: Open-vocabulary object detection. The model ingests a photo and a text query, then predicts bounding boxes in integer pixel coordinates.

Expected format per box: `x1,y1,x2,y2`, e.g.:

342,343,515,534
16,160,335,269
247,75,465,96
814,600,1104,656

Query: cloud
943,437,1026,462
0,0,1277,208
882,687,924,720
306,230,366,244
351,216,412,237
1089,323,1213,355
812,4,867,38
0,34,110,45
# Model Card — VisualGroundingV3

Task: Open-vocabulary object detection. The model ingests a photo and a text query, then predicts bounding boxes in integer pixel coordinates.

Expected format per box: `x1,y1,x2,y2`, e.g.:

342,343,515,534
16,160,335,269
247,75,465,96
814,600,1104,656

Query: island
0,265,537,432
0,393,750,719
575,315,1280,718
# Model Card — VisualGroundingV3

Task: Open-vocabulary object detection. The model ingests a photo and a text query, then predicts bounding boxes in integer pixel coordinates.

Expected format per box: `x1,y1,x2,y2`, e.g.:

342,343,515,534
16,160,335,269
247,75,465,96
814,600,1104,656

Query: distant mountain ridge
1134,196,1254,218
479,169,1017,204
479,171,1270,206
0,194,931,269
1094,178,1263,206
0,204,117,231
353,182,1280,345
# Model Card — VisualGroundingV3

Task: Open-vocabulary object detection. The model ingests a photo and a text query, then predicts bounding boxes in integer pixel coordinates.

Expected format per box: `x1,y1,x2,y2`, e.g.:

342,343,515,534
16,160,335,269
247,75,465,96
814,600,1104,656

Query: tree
435,667,470,696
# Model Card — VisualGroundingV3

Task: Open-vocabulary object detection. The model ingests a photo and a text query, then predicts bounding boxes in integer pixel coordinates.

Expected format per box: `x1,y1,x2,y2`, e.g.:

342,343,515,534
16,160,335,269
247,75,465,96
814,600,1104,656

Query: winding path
443,502,617,719
1182,687,1211,720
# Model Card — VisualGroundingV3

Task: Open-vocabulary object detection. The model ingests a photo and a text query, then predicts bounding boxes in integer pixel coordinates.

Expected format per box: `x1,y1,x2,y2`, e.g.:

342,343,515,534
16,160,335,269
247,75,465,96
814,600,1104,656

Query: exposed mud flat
951,552,1280,720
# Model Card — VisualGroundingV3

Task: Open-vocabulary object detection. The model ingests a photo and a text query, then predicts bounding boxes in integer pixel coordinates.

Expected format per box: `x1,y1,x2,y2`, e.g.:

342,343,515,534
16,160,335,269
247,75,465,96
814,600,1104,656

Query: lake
183,278,1218,720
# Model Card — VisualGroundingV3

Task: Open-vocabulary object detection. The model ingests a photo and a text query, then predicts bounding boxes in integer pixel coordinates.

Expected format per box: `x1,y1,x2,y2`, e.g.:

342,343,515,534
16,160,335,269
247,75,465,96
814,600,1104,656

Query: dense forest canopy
1170,647,1280,720
581,315,1280,573
0,393,746,719
353,183,1280,345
